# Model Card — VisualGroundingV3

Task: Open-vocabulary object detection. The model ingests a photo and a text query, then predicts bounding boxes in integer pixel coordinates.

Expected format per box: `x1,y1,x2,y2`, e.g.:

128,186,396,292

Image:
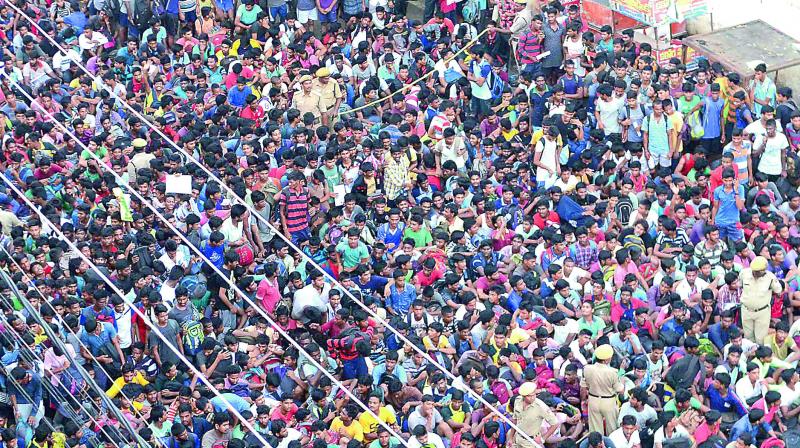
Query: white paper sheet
166,175,192,195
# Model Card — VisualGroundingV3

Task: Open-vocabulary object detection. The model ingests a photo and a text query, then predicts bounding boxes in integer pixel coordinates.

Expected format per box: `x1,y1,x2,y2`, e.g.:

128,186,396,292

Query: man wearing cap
739,256,781,344
581,344,624,435
312,67,343,122
126,138,154,185
508,382,559,448
292,74,326,125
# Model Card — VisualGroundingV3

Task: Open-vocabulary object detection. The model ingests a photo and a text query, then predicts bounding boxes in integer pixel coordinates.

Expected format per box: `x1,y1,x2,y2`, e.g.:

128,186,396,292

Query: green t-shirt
578,317,605,338
80,146,108,161
236,4,263,24
404,227,432,249
368,438,402,448
319,164,342,190
663,396,702,416
677,95,701,117
336,239,369,268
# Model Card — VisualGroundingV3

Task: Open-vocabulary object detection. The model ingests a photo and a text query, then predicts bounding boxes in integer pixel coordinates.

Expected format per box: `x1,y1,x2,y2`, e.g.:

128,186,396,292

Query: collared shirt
311,79,343,112
383,156,410,200
730,413,772,443
739,268,782,311
706,384,747,417
387,284,417,315
292,90,324,119
278,186,309,233
511,395,558,441
517,29,542,66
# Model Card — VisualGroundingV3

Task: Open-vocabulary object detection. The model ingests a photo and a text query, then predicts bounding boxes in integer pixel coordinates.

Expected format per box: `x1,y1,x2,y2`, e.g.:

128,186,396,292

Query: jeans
471,96,491,119
290,228,310,245
318,8,337,23
342,358,368,380
717,221,743,242
521,62,542,77
269,4,288,20
423,0,436,21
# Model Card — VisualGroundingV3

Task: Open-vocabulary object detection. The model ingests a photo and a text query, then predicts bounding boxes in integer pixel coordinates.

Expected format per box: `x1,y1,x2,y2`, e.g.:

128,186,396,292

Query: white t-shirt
778,384,800,407
597,97,624,134
745,119,782,148
653,424,690,446
609,426,641,448
758,133,789,176
407,433,446,448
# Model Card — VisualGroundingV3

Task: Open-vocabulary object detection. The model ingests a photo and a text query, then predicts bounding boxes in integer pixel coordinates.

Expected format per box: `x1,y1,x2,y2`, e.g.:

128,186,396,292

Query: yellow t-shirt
358,407,397,435
330,417,365,442
106,371,150,398
422,336,451,351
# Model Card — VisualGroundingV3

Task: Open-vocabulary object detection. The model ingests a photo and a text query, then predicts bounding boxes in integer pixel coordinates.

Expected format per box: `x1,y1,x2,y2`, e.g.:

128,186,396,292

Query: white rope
0,307,130,447
0,243,146,440
4,7,542,446
0,172,279,448
2,78,411,447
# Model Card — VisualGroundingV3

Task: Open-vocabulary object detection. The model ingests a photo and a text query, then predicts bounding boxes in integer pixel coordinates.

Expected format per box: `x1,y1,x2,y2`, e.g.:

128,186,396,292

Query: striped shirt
517,31,542,66
279,186,309,233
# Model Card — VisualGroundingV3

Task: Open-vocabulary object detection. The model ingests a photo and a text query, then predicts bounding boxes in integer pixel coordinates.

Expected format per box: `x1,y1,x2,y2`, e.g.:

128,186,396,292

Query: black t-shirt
777,101,797,130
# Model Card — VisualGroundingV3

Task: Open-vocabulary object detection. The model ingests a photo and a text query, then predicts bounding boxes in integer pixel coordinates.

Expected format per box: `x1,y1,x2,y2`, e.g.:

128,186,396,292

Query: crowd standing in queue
2,0,800,448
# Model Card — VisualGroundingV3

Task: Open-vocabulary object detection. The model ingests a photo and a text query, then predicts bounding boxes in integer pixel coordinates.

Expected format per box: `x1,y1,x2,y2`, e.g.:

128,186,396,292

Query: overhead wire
0,301,132,447
3,7,543,447
0,172,281,448
1,79,412,447
0,244,148,444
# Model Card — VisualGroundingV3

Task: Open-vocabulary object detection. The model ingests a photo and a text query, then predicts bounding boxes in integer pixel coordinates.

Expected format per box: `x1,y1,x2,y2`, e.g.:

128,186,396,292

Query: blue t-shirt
210,393,251,413
227,85,252,108
702,96,725,139
713,184,744,225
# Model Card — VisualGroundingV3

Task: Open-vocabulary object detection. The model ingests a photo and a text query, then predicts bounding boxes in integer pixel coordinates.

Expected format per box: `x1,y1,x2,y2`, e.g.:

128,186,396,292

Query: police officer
739,256,782,344
581,344,624,435
508,382,559,448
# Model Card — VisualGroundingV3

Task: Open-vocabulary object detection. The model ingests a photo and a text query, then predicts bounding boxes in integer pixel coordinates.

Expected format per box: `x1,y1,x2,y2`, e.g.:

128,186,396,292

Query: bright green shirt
403,227,432,249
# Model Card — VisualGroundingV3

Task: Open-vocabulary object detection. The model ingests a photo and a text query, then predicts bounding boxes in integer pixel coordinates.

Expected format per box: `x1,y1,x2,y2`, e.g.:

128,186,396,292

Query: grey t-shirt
618,103,649,143
168,305,195,325
66,332,86,365
407,406,443,433
148,319,182,366
541,22,565,68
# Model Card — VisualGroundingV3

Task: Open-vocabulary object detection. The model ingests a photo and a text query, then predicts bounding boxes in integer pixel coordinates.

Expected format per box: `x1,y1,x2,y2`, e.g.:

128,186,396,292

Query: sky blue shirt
388,284,416,315
713,184,745,226
702,96,725,139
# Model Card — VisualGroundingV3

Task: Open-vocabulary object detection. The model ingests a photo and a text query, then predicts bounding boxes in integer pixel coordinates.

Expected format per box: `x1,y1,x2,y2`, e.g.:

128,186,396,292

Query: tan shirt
311,79,343,112
581,363,624,397
292,90,324,119
739,268,782,311
512,395,558,442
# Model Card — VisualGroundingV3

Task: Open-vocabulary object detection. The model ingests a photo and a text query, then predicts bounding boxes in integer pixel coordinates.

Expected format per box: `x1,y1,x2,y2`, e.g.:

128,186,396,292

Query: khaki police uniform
511,395,558,448
581,362,623,435
739,268,782,344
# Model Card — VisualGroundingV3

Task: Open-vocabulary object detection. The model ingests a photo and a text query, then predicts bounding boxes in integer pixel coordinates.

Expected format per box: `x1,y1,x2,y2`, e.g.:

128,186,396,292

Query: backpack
133,1,156,29
326,327,366,360
180,274,208,301
182,320,205,357
261,181,280,207
462,0,480,23
490,379,512,405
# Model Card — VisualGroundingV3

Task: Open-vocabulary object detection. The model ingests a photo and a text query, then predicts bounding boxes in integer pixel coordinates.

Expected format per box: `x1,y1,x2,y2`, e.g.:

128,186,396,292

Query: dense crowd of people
2,0,800,448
